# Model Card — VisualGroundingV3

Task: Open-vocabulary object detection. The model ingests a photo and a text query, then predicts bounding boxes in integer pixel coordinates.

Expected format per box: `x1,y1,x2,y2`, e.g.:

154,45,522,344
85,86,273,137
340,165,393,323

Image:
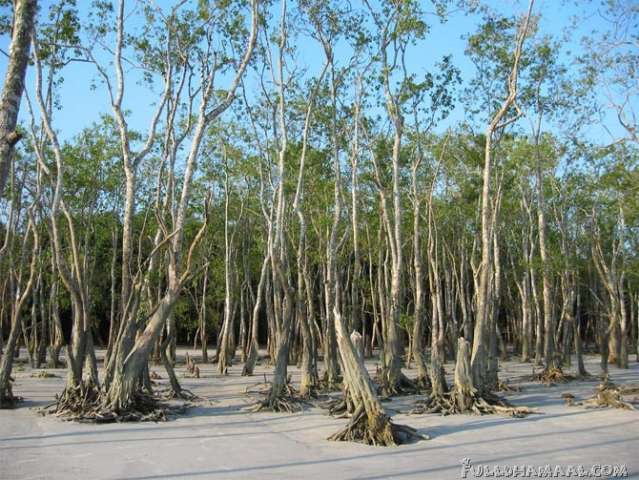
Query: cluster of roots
328,406,427,446
375,372,421,398
320,387,356,418
411,388,537,418
42,383,184,423
567,379,639,411
246,379,307,413
160,386,199,402
316,372,342,393
531,367,575,385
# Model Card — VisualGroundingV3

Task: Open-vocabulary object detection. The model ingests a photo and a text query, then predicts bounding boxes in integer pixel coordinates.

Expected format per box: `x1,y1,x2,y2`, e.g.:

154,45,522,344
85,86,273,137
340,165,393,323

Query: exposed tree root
0,395,23,409
410,393,450,414
569,379,639,411
376,371,421,398
317,371,342,393
245,379,307,413
30,371,60,379
414,374,432,391
410,389,536,417
41,383,188,423
411,339,537,418
531,366,575,385
160,386,200,402
298,383,320,400
328,406,428,446
320,387,356,418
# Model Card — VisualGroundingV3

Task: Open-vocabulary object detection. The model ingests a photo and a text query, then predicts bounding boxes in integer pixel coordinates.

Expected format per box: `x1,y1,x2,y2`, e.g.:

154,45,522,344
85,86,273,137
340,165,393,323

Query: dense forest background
0,0,637,441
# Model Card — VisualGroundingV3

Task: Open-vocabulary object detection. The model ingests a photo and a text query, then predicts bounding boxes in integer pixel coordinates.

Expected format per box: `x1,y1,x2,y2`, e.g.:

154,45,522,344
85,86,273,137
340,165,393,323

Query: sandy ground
1,349,638,480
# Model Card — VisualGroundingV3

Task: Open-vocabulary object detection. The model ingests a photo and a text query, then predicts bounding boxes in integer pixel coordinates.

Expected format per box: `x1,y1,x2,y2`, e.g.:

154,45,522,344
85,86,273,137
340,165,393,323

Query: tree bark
0,0,37,198
471,1,533,391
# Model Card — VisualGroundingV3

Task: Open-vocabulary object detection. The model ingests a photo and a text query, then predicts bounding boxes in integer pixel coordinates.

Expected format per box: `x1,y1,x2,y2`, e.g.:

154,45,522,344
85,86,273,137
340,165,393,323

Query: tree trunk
329,305,423,446
0,0,37,198
200,263,209,363
471,3,533,390
243,254,269,376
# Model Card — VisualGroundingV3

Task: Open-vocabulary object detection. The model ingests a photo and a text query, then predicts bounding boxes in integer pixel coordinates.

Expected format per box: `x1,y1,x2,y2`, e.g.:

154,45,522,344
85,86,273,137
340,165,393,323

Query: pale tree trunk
488,225,502,388
297,264,317,396
633,292,639,363
531,258,543,365
323,254,340,385
0,0,37,198
350,76,362,338
384,112,405,391
618,273,629,369
592,208,626,373
239,284,248,363
200,263,209,363
104,0,258,411
634,293,638,363
361,3,410,392
519,196,534,362
30,40,93,393
574,292,587,376
313,26,341,389
366,117,405,393
36,272,47,366
0,212,38,407
411,163,428,385
242,253,269,376
99,0,176,389
290,53,327,394
106,225,118,363
459,244,472,342
471,1,533,392
534,121,556,372
256,0,298,409
219,159,240,373
426,180,446,395
329,289,423,445
410,122,445,387
47,274,63,368
330,303,395,445
555,204,576,368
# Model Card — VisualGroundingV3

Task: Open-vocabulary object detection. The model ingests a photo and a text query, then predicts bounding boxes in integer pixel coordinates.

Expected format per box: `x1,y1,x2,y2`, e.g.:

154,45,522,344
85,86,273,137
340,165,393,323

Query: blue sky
0,0,628,145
